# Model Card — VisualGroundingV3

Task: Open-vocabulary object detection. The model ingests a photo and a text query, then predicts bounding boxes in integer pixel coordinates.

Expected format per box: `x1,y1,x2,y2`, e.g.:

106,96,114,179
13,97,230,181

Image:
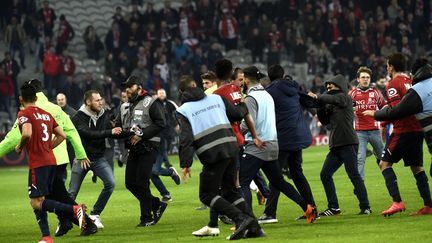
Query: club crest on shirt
19,116,28,124
387,88,398,98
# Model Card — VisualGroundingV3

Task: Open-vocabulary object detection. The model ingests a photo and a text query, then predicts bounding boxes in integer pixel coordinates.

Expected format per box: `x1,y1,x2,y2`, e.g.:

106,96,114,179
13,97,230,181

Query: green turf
1,145,431,242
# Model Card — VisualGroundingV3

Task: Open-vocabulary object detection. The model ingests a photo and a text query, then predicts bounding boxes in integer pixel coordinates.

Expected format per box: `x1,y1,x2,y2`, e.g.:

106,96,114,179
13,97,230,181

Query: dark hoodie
177,87,248,168
316,74,358,148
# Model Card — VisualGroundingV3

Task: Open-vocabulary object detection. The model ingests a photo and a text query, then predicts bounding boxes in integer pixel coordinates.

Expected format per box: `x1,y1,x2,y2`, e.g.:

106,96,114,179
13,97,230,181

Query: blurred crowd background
0,0,431,136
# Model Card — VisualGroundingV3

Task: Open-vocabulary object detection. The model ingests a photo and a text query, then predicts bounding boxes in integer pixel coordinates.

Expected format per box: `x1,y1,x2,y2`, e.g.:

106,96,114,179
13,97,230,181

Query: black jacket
177,87,248,168
317,74,358,148
72,108,117,160
266,79,321,151
125,94,166,151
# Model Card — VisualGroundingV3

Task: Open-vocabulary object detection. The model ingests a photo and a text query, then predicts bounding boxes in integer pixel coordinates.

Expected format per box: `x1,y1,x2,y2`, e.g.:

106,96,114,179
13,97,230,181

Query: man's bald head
56,93,67,108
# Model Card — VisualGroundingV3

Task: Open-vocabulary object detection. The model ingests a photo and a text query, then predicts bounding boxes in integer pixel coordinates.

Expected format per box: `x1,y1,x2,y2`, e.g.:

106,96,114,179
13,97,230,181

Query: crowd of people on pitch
2,51,432,242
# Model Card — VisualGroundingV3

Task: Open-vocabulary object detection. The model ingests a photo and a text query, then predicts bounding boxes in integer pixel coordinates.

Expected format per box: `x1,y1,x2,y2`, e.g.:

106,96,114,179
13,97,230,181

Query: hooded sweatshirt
71,105,114,160
316,74,358,148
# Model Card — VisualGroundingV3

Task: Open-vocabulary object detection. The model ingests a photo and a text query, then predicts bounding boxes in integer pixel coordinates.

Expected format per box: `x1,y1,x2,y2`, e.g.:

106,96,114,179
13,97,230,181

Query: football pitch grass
1,145,431,243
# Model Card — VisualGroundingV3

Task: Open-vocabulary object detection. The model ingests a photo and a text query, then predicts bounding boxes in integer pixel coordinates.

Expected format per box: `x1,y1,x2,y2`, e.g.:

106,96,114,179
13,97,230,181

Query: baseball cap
243,66,266,80
121,75,141,88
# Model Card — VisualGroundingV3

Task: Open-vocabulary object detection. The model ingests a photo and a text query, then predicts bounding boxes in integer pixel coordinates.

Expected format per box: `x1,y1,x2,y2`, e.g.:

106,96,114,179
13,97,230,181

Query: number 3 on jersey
41,123,49,141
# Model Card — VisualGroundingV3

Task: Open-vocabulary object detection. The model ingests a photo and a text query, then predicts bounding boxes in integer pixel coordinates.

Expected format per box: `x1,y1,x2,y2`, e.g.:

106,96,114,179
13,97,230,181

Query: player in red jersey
15,82,86,243
348,66,386,180
364,53,432,216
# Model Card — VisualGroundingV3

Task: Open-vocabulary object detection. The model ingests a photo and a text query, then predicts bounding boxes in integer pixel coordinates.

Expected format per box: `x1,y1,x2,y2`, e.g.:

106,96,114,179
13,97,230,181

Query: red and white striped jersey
349,87,386,130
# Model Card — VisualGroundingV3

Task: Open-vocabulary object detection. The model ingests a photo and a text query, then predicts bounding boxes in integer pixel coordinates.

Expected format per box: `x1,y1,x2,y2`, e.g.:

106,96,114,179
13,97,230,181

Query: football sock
382,167,402,202
414,171,432,207
41,199,73,216
211,197,244,224
208,208,218,228
34,209,50,237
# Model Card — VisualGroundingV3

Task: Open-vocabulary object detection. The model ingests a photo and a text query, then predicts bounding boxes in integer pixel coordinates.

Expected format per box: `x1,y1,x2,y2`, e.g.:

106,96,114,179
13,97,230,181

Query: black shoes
228,216,254,240
359,208,372,215
319,208,341,217
81,219,98,236
55,220,73,237
154,201,168,224
244,219,266,238
170,167,181,185
136,220,155,227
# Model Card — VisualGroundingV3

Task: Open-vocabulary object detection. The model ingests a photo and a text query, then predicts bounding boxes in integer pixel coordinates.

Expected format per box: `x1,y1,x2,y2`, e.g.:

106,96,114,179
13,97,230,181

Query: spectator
159,0,179,34
128,21,144,45
81,72,102,93
246,27,265,63
102,76,116,105
142,2,159,24
63,76,83,109
172,36,191,65
43,46,60,100
122,38,139,65
36,0,56,37
178,10,196,40
1,53,20,110
112,6,128,30
155,54,170,83
0,67,14,120
218,9,239,51
131,61,149,88
183,31,199,51
206,43,223,68
33,20,45,72
56,15,74,53
147,67,167,92
5,15,26,69
387,0,401,24
105,52,119,80
159,20,173,45
58,48,76,93
293,36,309,89
118,51,132,78
105,22,125,57
84,25,104,61
128,4,143,26
380,36,397,57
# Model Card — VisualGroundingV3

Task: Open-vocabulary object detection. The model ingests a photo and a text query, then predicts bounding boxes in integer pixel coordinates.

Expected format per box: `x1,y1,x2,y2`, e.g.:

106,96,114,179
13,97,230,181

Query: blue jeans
69,157,116,215
356,130,384,180
151,175,170,196
153,138,172,176
320,145,370,210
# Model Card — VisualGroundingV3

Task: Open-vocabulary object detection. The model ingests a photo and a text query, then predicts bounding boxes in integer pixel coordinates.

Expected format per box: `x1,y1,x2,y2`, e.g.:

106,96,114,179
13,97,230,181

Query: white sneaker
192,225,220,237
89,214,104,229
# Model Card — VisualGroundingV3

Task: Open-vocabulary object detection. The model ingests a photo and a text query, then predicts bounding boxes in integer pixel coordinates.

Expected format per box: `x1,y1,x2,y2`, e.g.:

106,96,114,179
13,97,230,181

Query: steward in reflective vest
118,76,167,226
176,76,263,240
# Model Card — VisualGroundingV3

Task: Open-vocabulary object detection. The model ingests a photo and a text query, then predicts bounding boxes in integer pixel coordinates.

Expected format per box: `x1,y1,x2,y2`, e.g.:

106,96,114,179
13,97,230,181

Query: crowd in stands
0,0,431,125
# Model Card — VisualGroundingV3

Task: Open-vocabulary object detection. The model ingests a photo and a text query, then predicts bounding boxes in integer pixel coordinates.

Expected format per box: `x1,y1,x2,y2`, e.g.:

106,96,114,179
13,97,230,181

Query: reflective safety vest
412,77,432,151
121,96,161,143
177,94,237,155
245,90,278,142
